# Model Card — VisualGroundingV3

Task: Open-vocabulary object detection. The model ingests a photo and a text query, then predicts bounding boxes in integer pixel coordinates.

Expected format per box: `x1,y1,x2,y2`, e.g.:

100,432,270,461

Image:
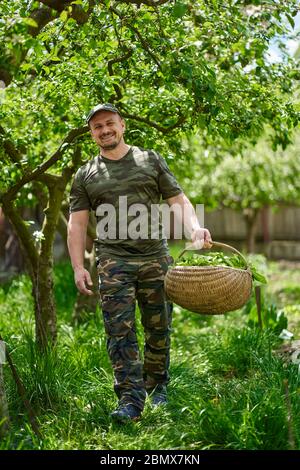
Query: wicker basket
164,241,252,315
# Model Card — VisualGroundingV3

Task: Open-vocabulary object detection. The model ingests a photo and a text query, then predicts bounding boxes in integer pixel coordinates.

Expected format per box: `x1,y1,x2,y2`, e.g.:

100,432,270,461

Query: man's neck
100,142,131,160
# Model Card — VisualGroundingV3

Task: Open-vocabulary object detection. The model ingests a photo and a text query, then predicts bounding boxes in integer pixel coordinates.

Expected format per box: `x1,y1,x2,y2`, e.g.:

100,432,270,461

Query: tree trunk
33,176,71,348
243,208,260,253
2,176,71,350
32,258,57,348
1,135,83,350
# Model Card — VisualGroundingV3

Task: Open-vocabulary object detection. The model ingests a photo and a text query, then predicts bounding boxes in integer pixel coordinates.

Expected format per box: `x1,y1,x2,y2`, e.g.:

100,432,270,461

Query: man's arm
166,192,212,248
67,210,94,296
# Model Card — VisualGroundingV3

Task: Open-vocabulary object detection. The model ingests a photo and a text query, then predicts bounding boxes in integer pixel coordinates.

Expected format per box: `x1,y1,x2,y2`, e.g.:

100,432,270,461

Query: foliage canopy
0,0,299,194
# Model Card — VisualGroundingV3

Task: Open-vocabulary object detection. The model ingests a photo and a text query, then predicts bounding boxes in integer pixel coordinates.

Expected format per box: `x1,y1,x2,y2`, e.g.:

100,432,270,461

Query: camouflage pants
97,255,173,411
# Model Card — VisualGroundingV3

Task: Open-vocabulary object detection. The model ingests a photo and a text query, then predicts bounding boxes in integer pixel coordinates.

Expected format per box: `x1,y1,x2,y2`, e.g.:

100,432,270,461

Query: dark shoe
111,404,141,423
151,385,167,407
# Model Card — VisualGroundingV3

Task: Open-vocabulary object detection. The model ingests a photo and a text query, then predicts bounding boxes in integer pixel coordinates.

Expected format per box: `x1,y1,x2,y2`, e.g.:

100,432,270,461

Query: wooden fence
204,206,300,241
204,205,300,259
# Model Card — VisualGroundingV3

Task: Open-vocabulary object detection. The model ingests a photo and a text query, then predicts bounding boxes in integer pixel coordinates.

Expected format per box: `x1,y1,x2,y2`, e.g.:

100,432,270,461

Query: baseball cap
86,103,121,124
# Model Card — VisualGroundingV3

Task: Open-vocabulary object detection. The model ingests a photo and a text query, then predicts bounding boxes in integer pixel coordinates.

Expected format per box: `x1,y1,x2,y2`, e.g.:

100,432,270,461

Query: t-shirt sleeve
69,168,91,213
156,153,183,200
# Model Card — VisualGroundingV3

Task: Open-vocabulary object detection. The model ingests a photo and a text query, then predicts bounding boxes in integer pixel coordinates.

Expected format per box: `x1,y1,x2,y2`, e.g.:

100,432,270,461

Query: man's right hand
74,267,94,295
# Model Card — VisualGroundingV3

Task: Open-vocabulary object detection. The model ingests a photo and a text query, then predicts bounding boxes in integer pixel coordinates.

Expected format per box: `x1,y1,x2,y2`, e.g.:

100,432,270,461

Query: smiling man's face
89,110,125,150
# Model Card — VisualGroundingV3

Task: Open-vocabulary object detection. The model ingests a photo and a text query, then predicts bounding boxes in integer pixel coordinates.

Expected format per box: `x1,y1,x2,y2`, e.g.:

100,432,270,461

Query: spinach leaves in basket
177,252,267,285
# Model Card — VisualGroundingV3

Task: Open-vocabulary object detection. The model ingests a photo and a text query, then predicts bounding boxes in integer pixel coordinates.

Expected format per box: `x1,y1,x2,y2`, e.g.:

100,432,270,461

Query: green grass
0,254,300,450
267,261,300,336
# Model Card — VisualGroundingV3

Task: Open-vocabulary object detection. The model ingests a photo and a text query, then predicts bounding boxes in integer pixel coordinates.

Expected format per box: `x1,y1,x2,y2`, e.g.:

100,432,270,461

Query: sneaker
111,404,141,423
151,385,167,407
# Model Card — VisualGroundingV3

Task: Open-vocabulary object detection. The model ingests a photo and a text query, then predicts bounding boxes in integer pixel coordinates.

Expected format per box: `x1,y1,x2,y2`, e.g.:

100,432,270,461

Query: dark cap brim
86,103,120,123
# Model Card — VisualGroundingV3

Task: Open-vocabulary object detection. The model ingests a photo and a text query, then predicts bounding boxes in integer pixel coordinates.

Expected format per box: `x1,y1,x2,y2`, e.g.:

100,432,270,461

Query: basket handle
176,241,249,269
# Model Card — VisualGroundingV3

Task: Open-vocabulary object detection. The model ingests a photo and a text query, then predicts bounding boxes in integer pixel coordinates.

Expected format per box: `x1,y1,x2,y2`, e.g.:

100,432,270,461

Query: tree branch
107,49,133,102
108,4,162,69
38,0,96,25
37,173,61,188
0,1,96,85
0,126,88,203
0,70,12,87
31,181,49,210
28,6,57,37
122,112,186,134
61,145,83,184
131,25,161,69
0,125,22,163
1,200,39,271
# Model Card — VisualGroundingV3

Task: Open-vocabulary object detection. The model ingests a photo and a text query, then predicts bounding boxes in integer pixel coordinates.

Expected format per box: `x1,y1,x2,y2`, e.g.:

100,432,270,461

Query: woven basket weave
164,241,252,315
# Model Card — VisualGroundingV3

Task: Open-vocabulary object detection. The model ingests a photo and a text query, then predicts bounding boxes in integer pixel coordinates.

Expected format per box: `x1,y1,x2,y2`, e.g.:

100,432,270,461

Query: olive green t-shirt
69,145,182,259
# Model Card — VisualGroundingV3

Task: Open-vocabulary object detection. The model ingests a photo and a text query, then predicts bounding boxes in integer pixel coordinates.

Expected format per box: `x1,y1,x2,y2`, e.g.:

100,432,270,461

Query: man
67,103,212,423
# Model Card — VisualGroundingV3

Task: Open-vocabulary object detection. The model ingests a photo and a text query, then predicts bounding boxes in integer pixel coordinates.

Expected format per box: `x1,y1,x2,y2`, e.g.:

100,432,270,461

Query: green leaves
0,0,299,192
173,2,188,19
178,252,245,268
286,14,295,29
22,17,38,28
60,11,69,23
249,266,267,285
180,131,300,220
177,251,267,284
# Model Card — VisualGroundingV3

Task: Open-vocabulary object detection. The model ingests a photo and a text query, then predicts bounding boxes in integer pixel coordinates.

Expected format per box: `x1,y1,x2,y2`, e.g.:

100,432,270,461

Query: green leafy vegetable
176,252,267,284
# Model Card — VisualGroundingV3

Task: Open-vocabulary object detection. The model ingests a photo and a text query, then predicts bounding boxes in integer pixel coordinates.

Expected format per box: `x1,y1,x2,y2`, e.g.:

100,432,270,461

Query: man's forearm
67,211,93,295
182,196,201,237
67,225,86,270
167,192,201,239
167,192,212,248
